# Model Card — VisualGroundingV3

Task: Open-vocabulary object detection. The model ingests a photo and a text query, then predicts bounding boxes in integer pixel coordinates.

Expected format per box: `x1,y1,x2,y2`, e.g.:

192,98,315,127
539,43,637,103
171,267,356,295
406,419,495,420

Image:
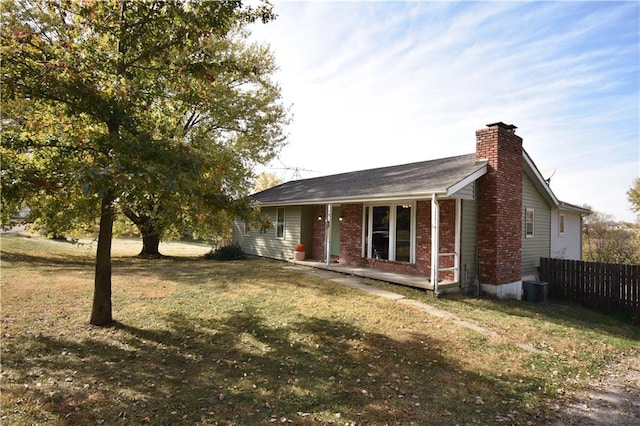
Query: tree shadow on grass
2,242,597,423
113,257,355,300
2,308,557,425
0,249,93,270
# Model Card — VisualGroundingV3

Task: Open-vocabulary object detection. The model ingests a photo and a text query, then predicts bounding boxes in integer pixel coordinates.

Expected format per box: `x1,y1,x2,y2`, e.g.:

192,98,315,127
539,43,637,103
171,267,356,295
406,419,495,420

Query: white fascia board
446,165,487,198
523,150,560,208
251,191,447,207
558,201,591,215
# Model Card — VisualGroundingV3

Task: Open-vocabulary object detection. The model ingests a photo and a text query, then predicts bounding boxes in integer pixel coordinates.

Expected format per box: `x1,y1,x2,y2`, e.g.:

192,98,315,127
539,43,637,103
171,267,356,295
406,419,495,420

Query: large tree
1,0,288,325
628,178,640,218
117,25,287,256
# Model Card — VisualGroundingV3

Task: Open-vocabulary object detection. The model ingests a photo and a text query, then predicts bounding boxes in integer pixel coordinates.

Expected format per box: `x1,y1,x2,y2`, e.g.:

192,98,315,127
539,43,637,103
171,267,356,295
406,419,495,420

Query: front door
330,206,341,257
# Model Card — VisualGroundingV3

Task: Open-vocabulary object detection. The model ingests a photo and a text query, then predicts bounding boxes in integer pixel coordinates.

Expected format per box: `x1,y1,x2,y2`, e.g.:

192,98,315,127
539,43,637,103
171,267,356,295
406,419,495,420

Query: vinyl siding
451,181,475,200
460,197,477,290
233,206,302,260
550,209,583,260
521,174,551,278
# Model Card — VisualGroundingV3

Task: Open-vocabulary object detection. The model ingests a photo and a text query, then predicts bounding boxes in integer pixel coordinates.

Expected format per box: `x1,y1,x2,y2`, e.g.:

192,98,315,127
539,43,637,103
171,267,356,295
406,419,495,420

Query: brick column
339,203,363,264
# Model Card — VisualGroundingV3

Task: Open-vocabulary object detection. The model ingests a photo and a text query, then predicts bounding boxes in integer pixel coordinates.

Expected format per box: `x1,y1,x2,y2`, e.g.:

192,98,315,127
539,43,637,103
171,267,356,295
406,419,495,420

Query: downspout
431,194,440,297
326,203,332,265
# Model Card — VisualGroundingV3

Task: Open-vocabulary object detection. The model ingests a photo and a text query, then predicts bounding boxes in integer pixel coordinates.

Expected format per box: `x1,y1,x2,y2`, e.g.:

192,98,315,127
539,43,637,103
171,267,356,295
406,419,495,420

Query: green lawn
1,233,638,425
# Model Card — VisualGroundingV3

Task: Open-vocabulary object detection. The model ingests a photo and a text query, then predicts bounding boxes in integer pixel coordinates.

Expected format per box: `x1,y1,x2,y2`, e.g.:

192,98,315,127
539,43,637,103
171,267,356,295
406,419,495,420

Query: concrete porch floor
292,259,458,293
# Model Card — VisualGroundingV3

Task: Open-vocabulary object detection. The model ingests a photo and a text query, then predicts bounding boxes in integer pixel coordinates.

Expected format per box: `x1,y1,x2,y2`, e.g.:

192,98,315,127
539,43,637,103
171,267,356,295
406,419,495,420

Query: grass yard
1,233,638,425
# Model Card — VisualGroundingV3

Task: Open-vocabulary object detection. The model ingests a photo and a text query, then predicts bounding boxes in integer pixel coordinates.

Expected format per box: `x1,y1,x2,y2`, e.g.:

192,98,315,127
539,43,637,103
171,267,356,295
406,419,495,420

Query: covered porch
304,193,475,296
292,258,462,294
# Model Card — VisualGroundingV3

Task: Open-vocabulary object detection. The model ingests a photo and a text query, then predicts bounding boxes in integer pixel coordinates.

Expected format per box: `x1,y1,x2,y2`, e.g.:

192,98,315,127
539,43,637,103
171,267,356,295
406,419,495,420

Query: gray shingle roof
251,153,488,205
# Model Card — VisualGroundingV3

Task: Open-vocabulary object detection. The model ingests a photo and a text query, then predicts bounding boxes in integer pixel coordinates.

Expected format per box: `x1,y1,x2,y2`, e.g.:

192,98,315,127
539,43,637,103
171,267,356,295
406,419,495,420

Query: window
395,205,412,262
244,221,251,236
364,202,414,262
363,206,369,257
276,207,285,239
372,206,390,259
525,208,535,238
559,214,565,236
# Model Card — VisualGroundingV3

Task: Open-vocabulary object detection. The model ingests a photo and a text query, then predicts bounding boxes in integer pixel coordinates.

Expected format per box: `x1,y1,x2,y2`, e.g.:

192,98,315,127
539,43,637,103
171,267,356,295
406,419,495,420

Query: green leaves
627,178,640,216
2,0,289,240
2,0,289,324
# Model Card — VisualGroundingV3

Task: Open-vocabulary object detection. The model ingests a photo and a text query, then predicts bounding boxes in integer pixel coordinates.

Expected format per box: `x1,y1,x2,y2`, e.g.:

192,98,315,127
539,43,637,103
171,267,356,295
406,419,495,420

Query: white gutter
430,194,440,296
454,198,461,283
325,203,332,266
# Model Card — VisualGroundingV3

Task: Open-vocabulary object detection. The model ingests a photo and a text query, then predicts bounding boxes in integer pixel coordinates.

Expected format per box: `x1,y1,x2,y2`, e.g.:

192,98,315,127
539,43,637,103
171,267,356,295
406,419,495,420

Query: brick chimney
475,122,523,296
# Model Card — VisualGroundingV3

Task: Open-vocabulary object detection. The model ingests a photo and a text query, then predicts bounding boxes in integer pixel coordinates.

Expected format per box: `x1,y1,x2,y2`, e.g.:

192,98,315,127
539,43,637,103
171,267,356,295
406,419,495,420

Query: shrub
205,244,246,261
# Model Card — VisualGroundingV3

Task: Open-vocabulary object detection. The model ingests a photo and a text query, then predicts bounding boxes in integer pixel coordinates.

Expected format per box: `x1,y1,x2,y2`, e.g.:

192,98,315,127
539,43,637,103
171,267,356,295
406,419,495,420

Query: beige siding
460,197,477,290
451,181,475,200
299,205,315,250
233,206,302,260
522,175,551,278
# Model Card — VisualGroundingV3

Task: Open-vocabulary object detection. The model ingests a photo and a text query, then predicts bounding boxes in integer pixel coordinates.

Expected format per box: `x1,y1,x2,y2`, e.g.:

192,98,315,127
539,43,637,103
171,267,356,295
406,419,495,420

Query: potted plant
293,243,305,261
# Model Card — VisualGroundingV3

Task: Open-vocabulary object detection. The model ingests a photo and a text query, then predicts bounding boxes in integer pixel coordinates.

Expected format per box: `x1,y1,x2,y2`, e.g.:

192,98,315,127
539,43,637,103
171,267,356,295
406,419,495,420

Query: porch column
454,198,462,283
325,203,332,265
430,194,440,296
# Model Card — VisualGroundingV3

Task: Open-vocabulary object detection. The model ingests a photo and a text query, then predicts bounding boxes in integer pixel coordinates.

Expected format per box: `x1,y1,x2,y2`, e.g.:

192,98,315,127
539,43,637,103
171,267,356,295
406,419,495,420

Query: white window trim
363,201,416,263
275,207,285,239
525,208,535,238
559,213,565,237
244,221,251,236
361,205,367,258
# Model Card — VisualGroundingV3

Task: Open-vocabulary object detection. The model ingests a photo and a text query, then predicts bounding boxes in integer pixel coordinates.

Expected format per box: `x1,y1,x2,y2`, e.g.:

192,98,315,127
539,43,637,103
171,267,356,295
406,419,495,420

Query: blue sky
250,1,639,222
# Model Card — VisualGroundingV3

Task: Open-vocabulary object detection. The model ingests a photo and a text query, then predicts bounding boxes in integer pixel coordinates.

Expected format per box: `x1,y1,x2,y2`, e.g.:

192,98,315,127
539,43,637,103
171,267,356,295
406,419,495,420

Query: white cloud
549,161,638,222
250,1,639,222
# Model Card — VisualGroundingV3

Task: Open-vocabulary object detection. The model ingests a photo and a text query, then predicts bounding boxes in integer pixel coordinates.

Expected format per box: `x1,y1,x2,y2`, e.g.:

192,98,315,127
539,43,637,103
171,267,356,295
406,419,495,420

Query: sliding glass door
363,203,414,262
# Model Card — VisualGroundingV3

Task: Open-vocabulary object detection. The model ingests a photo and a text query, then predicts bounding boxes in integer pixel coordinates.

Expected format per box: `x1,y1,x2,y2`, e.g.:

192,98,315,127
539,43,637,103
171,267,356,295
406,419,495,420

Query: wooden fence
539,258,640,316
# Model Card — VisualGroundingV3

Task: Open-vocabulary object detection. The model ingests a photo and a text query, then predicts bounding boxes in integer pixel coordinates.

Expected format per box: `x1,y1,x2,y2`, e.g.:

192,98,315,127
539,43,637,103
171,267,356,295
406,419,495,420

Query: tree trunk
122,208,164,258
140,232,161,257
90,192,115,326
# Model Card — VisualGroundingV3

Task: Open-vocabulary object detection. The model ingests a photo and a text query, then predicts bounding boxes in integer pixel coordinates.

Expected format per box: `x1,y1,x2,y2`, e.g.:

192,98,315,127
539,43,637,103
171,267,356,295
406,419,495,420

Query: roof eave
250,190,449,207
523,150,560,208
446,164,488,197
558,201,591,215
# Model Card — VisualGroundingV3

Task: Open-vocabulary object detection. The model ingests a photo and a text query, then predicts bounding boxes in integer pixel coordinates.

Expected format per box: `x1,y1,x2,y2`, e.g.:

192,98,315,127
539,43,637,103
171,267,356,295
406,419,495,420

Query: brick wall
415,200,431,274
438,199,457,281
336,200,457,280
475,123,523,285
412,199,456,280
339,203,363,264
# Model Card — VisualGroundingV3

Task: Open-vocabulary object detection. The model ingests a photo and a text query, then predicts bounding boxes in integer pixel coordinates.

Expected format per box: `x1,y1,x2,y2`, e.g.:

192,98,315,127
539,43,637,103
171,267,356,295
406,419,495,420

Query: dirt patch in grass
550,353,640,425
1,233,639,425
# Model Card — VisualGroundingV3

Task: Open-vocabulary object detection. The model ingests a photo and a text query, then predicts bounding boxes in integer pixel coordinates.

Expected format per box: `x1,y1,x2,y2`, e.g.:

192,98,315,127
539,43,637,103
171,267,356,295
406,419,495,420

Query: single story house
233,122,590,299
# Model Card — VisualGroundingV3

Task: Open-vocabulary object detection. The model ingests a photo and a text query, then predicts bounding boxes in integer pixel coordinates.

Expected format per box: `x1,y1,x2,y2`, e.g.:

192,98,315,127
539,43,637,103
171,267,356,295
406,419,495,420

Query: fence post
540,258,549,296
635,265,640,314
568,259,574,302
612,264,620,312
